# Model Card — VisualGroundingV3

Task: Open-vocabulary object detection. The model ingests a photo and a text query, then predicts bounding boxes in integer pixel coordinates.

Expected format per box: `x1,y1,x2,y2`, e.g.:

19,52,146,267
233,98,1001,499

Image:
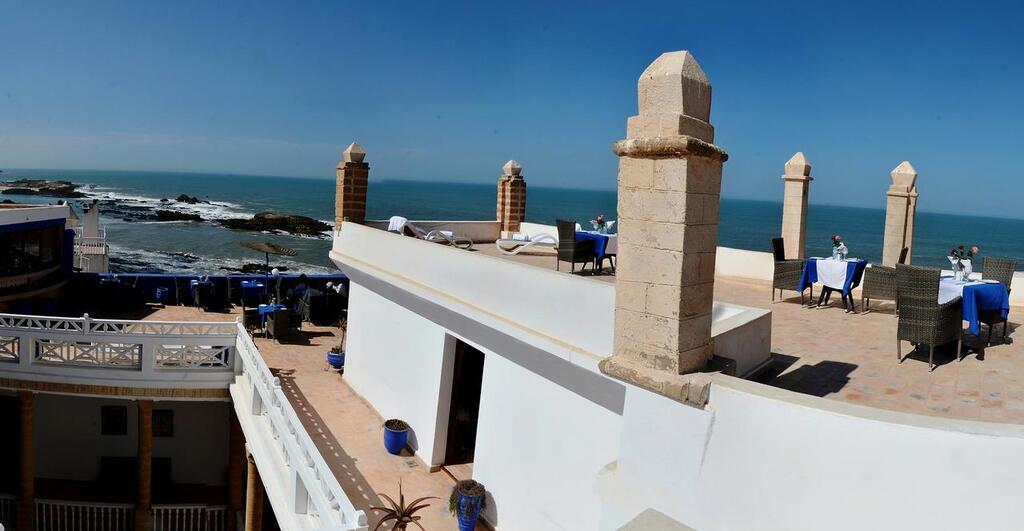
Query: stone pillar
17,391,34,531
135,400,153,531
496,160,527,236
245,452,265,531
780,152,812,259
334,142,369,228
598,51,729,404
882,161,918,266
226,411,245,531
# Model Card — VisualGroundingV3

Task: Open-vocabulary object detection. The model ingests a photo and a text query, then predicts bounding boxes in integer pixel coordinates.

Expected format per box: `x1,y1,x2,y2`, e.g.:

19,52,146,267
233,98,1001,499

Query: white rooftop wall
601,376,1024,531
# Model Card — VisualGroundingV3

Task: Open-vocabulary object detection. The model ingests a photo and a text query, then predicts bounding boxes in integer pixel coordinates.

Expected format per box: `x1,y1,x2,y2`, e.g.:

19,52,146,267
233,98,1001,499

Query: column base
17,497,34,530
599,353,735,407
134,506,151,531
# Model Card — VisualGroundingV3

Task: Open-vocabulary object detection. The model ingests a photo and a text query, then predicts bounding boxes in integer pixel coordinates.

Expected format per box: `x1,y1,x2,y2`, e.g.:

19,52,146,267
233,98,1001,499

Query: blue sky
1,0,1023,215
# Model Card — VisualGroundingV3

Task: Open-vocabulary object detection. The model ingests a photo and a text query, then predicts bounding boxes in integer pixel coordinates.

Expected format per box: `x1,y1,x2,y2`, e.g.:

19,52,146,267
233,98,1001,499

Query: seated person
286,274,310,310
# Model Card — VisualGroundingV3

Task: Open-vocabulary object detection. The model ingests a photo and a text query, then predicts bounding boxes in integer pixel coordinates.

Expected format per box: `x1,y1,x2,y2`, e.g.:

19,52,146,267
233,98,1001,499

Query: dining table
258,303,287,327
938,276,1010,336
575,231,617,270
796,257,868,304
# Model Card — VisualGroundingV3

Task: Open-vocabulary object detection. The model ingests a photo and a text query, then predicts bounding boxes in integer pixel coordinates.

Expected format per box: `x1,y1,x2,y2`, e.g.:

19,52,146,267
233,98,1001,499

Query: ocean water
1,169,1021,273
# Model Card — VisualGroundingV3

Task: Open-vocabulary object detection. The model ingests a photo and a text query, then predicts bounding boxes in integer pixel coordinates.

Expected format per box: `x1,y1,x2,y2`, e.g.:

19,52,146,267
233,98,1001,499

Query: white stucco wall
601,376,1024,531
345,283,625,530
344,282,450,465
33,394,229,486
474,347,622,530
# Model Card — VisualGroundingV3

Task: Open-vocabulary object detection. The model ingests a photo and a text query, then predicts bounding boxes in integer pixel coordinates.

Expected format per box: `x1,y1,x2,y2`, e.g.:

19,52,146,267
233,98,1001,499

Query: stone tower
599,51,729,403
882,161,918,266
496,160,526,236
780,152,812,259
334,142,369,228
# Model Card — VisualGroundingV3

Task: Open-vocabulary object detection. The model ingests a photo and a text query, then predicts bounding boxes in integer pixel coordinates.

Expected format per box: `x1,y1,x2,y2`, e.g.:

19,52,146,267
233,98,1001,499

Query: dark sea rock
1,179,86,198
154,210,202,222
176,194,206,204
219,212,330,236
98,201,203,222
220,263,290,274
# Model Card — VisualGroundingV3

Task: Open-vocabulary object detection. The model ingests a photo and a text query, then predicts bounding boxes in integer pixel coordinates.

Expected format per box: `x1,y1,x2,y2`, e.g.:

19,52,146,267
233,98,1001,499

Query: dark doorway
0,396,18,493
444,340,484,465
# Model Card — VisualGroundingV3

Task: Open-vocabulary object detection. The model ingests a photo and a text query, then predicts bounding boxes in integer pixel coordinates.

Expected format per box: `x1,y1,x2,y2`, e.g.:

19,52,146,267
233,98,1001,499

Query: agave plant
370,481,437,531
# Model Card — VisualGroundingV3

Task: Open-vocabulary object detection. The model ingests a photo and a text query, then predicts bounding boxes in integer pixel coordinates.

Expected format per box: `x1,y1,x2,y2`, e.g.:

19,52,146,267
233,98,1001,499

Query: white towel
387,216,408,233
512,233,530,241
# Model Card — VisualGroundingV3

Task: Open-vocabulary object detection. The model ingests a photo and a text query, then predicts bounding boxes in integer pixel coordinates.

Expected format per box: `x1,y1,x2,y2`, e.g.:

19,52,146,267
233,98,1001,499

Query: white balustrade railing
0,313,238,388
34,498,133,531
72,227,107,250
0,314,237,336
235,322,367,530
152,504,226,531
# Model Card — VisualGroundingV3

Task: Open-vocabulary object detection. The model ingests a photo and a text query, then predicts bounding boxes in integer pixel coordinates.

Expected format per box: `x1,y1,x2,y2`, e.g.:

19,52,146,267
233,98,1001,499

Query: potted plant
448,479,486,531
370,481,436,530
327,343,345,369
383,419,410,455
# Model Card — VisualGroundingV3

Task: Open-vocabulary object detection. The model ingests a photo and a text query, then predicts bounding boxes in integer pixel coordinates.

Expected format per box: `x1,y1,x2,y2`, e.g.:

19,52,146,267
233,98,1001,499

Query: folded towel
512,233,530,241
387,216,408,232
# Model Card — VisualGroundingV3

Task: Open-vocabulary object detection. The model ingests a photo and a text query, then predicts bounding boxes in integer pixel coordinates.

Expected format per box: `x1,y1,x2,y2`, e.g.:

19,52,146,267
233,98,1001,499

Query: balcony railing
72,227,107,252
152,504,226,531
0,313,238,389
234,322,367,530
34,498,134,531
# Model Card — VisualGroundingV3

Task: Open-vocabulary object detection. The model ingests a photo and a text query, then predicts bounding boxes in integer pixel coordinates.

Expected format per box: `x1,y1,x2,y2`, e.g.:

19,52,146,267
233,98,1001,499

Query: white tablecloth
585,232,617,255
939,278,985,304
814,258,853,290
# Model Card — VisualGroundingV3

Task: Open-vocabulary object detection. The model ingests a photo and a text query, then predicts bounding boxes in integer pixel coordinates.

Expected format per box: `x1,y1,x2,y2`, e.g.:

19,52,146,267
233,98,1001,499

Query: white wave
81,188,252,221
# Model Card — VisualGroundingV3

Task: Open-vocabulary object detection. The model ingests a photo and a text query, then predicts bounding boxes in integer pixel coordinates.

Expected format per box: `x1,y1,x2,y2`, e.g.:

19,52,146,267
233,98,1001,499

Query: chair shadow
901,340,971,368
269,368,385,520
755,353,857,397
283,329,337,346
957,321,1015,361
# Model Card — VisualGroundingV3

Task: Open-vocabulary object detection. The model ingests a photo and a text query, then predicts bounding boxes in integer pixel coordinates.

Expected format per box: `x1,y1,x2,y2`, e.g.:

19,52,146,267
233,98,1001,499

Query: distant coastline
1,168,1022,272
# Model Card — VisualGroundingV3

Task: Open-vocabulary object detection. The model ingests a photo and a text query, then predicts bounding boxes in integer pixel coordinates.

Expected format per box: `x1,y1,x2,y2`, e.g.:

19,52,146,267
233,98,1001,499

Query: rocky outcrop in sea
0,179,86,198
219,212,331,236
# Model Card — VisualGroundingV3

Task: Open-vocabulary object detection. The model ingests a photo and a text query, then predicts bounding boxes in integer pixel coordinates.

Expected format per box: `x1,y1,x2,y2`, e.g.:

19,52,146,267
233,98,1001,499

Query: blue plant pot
383,424,409,455
327,351,345,369
455,492,484,531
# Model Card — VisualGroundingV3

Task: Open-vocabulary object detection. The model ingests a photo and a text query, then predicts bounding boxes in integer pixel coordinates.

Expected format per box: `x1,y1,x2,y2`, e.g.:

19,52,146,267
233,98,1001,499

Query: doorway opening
443,339,485,472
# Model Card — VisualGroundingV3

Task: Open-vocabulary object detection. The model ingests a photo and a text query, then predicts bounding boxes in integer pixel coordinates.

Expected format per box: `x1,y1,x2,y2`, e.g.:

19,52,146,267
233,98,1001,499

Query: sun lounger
388,216,474,250
496,233,557,255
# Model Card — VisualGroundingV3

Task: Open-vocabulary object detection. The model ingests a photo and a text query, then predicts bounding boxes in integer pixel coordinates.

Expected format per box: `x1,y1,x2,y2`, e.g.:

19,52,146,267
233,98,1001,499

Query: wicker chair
980,257,1017,344
896,264,963,370
862,265,896,313
266,308,291,343
771,238,811,304
861,247,908,314
242,308,261,331
555,219,596,273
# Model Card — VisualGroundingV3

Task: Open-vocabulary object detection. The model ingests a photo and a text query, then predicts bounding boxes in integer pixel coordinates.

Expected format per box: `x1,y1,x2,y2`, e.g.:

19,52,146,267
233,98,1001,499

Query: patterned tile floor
712,276,1024,424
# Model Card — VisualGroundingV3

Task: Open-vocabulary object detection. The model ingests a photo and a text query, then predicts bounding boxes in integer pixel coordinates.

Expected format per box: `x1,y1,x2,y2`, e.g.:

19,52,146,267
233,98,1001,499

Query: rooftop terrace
338,223,1024,423
478,242,1024,423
